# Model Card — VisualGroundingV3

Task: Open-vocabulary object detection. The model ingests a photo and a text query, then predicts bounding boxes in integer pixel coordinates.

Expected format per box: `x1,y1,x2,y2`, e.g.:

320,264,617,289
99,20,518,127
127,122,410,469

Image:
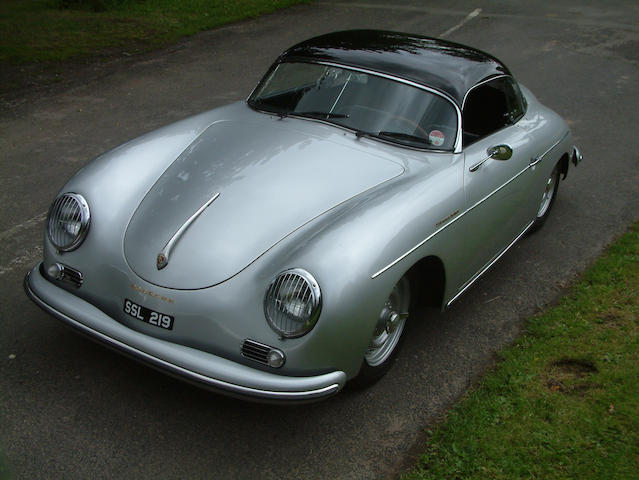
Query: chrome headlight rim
47,192,91,252
264,268,322,339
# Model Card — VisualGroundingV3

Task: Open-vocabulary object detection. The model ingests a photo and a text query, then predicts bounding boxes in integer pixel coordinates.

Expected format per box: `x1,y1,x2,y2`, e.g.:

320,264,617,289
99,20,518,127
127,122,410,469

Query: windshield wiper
248,102,349,120
248,98,350,120
289,111,349,119
376,131,432,146
247,99,289,117
353,129,434,148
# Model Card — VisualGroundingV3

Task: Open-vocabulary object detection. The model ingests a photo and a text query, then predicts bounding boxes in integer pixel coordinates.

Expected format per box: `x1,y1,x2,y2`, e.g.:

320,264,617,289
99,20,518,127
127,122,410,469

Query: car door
459,77,537,284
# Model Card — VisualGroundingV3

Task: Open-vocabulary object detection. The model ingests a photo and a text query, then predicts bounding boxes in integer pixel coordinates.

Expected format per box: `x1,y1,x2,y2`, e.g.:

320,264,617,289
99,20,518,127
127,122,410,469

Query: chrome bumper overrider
572,146,583,166
24,264,346,402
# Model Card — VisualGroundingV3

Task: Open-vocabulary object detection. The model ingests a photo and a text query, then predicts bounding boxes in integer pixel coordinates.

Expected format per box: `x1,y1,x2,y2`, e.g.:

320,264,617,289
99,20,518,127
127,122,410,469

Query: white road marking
440,8,482,38
319,3,638,31
0,211,47,242
0,211,47,275
0,245,42,276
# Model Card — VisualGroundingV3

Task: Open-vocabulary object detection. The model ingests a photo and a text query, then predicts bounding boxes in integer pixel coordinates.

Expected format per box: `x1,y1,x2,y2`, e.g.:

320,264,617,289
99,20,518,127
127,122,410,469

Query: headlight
264,268,322,338
47,193,90,252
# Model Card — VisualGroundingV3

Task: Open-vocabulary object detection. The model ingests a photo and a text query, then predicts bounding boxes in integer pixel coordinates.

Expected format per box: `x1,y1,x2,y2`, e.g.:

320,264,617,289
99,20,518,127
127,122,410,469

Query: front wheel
529,162,560,233
351,275,411,387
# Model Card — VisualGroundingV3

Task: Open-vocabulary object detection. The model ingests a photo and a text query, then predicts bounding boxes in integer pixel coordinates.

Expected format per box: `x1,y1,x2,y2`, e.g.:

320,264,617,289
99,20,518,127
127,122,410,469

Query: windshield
249,62,458,151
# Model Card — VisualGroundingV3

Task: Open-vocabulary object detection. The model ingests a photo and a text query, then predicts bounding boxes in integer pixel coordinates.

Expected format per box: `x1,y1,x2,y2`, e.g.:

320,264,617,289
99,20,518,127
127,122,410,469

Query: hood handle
156,192,220,270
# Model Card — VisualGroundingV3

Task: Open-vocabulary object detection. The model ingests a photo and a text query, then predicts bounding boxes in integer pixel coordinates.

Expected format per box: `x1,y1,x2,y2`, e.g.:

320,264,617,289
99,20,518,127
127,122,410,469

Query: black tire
529,162,560,233
349,275,411,388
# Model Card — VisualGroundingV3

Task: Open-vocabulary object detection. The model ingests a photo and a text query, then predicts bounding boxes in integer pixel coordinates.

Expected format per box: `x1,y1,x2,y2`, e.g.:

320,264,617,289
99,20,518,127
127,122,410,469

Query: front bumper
24,264,346,403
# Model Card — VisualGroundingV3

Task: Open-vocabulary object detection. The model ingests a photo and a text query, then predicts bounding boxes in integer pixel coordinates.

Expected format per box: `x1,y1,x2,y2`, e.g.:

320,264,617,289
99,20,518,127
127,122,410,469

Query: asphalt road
1,1,638,478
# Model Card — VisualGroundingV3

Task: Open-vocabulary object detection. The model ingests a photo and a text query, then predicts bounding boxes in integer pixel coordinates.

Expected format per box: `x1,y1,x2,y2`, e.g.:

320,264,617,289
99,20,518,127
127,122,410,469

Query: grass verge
404,220,639,479
1,0,310,64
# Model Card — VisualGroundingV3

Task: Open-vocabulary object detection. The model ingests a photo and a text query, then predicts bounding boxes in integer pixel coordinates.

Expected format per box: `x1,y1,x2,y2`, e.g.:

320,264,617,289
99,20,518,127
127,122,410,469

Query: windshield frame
248,60,463,153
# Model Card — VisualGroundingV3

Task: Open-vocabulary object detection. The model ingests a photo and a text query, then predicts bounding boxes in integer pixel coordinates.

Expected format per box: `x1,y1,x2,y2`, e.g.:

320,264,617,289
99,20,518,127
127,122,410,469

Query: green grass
404,220,639,480
0,0,310,64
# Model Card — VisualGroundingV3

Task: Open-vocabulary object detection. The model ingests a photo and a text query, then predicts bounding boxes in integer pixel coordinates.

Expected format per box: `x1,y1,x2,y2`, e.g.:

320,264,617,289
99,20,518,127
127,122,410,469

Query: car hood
124,118,404,289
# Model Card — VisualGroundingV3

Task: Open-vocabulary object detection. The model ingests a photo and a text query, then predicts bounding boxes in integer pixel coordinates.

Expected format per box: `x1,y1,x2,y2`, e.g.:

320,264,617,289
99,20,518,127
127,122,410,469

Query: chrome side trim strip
24,271,342,402
372,130,570,279
157,192,220,270
530,130,570,166
445,220,534,308
371,162,532,279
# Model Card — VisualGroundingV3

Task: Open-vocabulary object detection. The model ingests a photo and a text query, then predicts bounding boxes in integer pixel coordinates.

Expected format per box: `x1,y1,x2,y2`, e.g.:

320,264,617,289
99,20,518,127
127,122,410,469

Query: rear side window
504,78,526,124
462,77,525,146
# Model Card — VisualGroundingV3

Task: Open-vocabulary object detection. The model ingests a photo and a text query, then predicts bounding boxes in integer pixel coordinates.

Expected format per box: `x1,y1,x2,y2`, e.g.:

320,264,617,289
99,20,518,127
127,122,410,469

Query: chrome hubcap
537,166,559,218
365,277,410,367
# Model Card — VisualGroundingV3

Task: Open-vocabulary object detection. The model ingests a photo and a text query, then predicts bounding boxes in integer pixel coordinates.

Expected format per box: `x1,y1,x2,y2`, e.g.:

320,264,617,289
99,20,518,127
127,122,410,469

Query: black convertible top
279,30,510,107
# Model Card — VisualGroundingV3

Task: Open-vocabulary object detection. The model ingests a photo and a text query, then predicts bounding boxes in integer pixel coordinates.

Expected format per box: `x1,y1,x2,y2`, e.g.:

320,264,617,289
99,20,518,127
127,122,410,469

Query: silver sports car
25,30,582,402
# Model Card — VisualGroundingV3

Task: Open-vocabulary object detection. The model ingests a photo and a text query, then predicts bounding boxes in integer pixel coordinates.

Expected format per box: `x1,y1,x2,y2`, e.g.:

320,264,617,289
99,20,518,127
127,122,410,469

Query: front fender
250,151,466,376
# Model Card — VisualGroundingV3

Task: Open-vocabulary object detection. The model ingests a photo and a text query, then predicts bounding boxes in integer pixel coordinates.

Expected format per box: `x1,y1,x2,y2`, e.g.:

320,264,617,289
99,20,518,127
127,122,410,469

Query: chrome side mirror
469,144,513,172
487,144,512,160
